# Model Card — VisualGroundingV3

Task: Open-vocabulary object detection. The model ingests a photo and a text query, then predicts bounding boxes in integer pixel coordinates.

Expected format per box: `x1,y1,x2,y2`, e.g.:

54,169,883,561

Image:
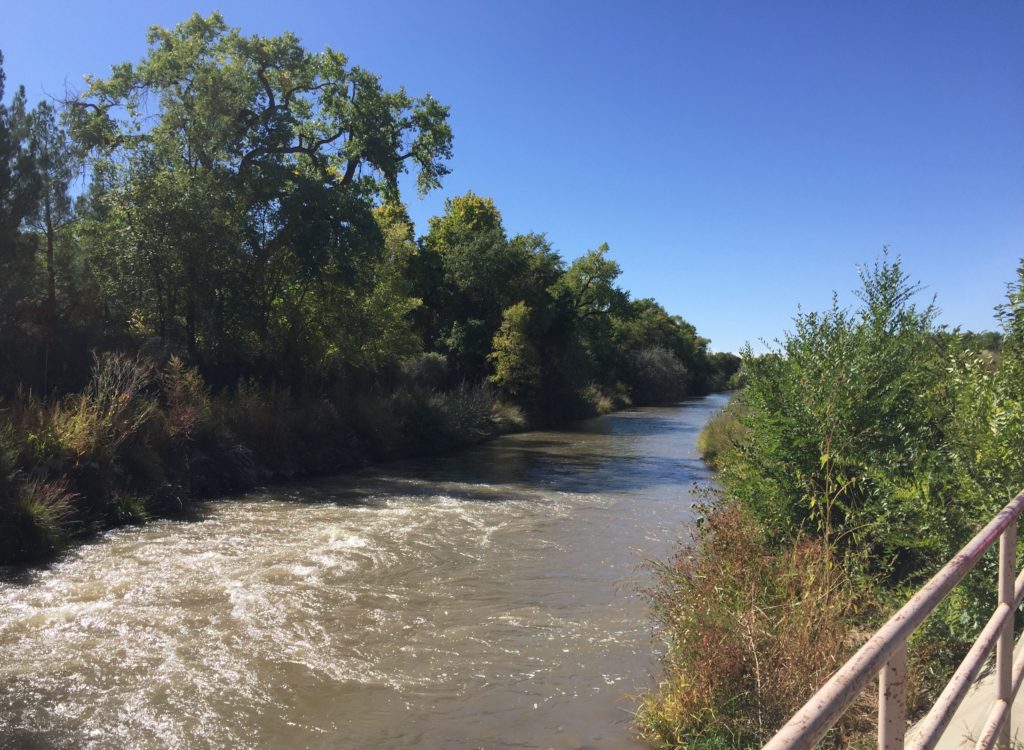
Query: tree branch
341,156,359,184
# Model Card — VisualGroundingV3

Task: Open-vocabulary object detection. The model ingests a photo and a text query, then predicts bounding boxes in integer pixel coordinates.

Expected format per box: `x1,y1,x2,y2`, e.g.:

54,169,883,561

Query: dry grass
160,355,212,441
490,400,527,433
51,352,157,463
581,382,630,416
637,503,874,749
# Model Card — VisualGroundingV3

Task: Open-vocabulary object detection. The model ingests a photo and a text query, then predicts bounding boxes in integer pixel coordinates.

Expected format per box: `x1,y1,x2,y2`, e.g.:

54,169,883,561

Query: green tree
551,244,628,382
708,351,742,389
612,297,712,398
341,201,423,369
0,52,42,391
0,52,37,254
626,346,690,404
419,192,520,378
68,13,452,378
556,243,626,320
22,100,94,392
488,301,541,399
506,232,565,310
945,262,1024,513
26,101,77,318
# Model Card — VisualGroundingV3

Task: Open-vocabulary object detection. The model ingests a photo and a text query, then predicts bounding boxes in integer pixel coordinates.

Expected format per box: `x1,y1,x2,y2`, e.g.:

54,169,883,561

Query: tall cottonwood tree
551,244,629,380
68,13,452,380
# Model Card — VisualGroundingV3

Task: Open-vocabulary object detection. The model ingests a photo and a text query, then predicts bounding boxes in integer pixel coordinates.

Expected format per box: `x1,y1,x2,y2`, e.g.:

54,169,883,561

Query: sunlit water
0,395,727,750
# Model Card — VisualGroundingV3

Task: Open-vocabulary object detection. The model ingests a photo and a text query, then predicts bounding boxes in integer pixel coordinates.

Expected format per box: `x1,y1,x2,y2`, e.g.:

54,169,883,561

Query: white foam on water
0,401,721,749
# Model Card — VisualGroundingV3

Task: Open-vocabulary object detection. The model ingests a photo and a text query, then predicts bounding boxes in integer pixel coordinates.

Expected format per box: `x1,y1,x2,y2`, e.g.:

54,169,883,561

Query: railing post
879,641,908,750
998,520,1016,750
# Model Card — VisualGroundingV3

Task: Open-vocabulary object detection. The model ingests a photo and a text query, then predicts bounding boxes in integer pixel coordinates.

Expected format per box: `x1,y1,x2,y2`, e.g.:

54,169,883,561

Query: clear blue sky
4,1,1022,353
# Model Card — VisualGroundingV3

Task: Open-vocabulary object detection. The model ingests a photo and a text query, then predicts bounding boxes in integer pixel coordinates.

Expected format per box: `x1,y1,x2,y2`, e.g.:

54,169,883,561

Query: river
0,395,727,750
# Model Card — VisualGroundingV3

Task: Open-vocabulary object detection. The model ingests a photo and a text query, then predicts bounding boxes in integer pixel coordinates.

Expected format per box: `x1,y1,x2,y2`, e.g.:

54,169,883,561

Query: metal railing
763,490,1024,750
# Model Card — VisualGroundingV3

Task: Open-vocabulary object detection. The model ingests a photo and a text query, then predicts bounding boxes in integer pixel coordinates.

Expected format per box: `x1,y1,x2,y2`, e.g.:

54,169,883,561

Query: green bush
429,384,495,444
720,258,963,575
160,355,213,442
348,393,407,459
398,383,497,455
401,352,450,393
221,381,296,477
0,419,22,497
158,358,256,495
106,492,151,525
656,257,1024,749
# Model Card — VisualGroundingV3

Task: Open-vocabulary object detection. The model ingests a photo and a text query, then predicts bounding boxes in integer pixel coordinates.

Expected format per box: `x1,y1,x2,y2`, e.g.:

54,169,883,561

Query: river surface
0,395,727,750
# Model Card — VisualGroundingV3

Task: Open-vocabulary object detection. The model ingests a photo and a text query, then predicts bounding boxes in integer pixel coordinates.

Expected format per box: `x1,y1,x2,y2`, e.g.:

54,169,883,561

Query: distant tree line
0,15,738,562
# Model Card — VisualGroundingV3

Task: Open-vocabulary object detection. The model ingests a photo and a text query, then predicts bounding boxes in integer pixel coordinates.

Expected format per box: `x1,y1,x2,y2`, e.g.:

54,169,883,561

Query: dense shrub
398,383,496,455
707,351,743,391
51,352,157,468
1,346,582,564
587,382,631,415
401,352,451,393
720,259,962,577
220,382,296,477
627,346,690,405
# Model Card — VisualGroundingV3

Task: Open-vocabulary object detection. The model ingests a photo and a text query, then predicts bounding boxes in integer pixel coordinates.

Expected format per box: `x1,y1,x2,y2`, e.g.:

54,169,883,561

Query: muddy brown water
0,395,727,750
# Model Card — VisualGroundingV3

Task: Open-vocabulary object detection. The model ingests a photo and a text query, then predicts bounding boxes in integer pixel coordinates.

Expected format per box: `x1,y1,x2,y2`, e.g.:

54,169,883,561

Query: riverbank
2,351,654,566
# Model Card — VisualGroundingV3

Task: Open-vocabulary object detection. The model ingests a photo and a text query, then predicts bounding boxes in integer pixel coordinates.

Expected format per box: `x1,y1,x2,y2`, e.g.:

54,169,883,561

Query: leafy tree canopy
64,14,452,378
69,12,452,197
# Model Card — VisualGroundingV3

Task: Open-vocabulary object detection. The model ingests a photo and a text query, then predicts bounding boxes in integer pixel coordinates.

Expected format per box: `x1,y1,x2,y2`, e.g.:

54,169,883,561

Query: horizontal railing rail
762,489,1024,750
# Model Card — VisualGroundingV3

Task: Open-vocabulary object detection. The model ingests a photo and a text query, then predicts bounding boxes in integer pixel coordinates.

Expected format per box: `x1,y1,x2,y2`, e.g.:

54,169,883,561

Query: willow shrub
628,346,690,405
51,352,157,468
397,383,498,455
0,354,163,560
719,257,969,580
0,352,535,563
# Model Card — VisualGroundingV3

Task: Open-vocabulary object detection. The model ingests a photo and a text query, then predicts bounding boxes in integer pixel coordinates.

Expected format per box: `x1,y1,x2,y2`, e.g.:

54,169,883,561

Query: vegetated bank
0,15,740,565
638,255,1021,749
